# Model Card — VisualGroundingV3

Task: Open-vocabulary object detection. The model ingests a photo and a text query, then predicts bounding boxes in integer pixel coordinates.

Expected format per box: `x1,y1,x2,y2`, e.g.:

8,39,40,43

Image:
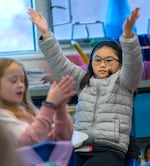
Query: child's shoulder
0,108,15,117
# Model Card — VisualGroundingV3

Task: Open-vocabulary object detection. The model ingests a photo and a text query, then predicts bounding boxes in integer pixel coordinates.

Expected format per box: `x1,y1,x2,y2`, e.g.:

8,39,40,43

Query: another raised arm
28,8,49,38
122,7,140,38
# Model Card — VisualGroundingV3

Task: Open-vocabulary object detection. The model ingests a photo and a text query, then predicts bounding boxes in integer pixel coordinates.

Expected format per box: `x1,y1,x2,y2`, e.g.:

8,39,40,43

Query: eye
105,59,113,62
105,58,113,62
10,79,17,84
94,58,101,62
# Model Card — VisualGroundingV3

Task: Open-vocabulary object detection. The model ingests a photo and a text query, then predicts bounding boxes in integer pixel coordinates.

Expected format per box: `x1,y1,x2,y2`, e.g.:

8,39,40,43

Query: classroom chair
125,159,139,166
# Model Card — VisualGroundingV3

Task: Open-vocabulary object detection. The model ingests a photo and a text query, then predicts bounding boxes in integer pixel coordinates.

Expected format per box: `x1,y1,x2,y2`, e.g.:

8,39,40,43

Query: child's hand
41,74,55,84
28,8,49,38
46,75,76,107
123,7,140,38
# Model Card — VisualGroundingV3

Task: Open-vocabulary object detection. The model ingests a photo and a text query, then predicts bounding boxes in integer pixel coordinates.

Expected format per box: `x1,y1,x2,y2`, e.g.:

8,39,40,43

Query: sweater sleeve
19,106,55,146
0,107,73,146
39,33,85,93
19,106,73,146
119,35,143,93
48,110,74,141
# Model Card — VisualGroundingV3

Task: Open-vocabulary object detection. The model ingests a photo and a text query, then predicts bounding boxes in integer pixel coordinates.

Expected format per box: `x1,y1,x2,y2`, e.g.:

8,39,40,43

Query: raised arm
28,8,85,92
122,7,140,38
119,7,143,92
28,8,49,39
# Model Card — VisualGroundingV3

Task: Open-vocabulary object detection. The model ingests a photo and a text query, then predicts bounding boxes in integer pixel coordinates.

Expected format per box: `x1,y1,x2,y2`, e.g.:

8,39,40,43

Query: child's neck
0,100,20,112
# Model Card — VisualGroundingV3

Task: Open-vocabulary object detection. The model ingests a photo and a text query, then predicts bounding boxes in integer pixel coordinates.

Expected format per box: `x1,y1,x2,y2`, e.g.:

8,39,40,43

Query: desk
71,131,88,148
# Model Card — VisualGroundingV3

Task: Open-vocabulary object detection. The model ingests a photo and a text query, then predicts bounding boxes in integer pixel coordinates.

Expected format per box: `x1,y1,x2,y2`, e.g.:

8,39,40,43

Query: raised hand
123,7,140,38
28,8,49,38
41,74,55,84
46,75,76,108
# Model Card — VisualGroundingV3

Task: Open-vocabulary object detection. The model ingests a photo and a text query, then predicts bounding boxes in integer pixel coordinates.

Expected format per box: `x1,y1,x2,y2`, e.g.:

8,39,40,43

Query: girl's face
92,46,121,78
0,62,25,105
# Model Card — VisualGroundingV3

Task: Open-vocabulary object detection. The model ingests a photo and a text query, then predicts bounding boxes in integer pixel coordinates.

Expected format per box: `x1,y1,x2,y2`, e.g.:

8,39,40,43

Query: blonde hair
0,58,36,120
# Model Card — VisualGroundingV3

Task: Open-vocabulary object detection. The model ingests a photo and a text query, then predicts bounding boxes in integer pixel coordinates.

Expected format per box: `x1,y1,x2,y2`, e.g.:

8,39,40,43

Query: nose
18,80,25,88
99,60,106,66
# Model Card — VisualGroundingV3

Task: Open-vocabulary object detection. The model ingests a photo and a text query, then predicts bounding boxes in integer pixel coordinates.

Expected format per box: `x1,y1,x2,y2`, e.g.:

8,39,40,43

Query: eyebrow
94,55,117,59
8,74,25,80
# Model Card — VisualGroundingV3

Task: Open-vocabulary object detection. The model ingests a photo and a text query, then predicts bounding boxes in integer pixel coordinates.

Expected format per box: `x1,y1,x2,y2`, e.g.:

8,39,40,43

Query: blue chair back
125,158,139,166
143,161,150,166
16,141,76,166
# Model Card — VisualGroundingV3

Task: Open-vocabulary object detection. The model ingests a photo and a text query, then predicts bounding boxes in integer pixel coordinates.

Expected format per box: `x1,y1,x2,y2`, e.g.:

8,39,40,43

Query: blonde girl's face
0,62,25,105
92,46,121,78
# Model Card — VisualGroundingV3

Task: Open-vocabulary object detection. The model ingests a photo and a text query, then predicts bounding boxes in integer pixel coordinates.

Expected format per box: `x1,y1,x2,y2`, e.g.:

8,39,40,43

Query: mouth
16,91,24,96
99,70,107,74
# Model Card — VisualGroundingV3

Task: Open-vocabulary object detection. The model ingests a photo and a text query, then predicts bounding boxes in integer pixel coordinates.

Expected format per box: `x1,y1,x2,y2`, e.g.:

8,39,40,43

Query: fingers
28,8,37,16
51,81,57,88
46,76,76,106
41,74,52,84
123,7,140,38
28,8,35,18
28,8,49,38
132,7,140,18
58,75,75,93
56,76,76,102
27,8,41,21
129,7,140,24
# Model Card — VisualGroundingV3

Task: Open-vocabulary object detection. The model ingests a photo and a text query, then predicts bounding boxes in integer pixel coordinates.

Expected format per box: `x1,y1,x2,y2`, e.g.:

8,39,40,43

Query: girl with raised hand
28,7,143,166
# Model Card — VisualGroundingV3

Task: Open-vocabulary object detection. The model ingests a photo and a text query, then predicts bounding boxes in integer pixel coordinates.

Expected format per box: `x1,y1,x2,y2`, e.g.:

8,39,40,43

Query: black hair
90,40,122,64
80,40,122,89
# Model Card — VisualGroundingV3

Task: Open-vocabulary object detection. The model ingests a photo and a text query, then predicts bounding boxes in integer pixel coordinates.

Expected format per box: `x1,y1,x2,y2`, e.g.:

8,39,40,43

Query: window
51,0,106,42
1,1,149,56
0,0,36,55
51,0,150,43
